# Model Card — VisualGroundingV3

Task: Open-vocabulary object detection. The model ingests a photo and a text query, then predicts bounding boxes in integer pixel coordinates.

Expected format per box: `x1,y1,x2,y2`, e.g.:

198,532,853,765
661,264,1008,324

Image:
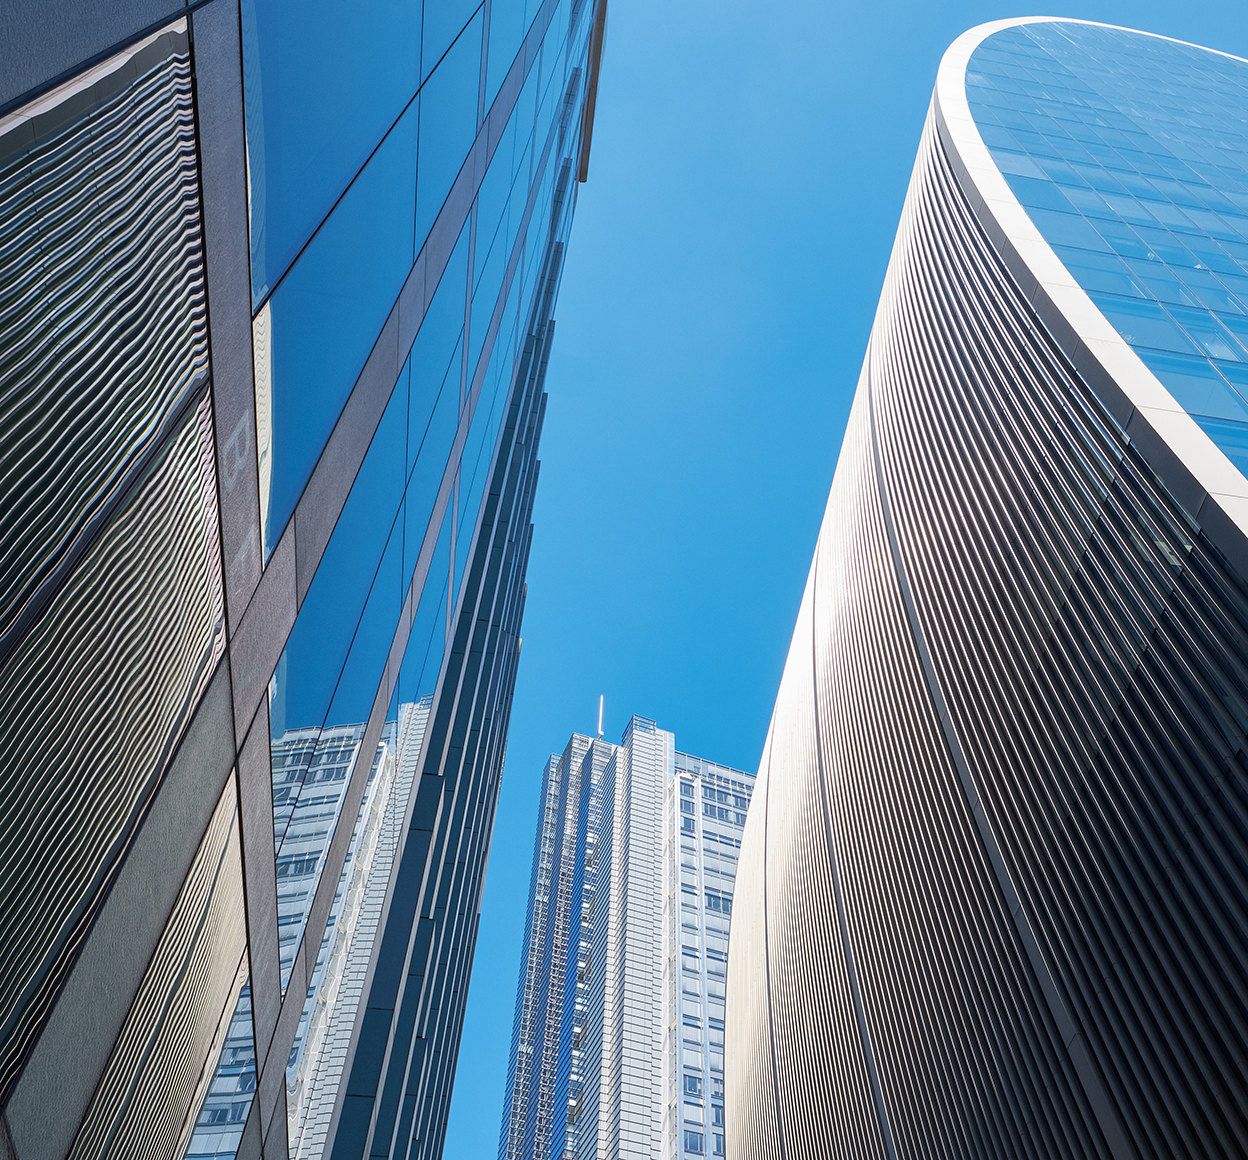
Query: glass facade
727,19,1248,1160
500,718,752,1160
967,23,1248,477
0,0,605,1154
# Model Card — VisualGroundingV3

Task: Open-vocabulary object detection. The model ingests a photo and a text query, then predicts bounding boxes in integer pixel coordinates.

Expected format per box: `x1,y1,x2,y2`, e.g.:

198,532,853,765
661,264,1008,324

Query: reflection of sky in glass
968,22,1248,480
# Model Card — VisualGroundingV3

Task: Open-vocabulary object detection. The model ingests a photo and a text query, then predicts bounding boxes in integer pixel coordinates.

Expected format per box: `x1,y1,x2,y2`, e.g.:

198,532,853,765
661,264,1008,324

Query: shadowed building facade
728,19,1248,1160
0,1,606,1158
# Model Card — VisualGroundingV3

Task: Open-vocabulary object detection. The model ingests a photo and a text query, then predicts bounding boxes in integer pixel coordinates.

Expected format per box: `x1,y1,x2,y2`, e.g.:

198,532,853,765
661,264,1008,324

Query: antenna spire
597,695,604,739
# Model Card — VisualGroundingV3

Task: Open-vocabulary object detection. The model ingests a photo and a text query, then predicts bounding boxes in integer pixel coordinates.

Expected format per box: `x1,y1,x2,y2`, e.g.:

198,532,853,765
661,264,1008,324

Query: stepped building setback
728,19,1248,1160
0,0,606,1157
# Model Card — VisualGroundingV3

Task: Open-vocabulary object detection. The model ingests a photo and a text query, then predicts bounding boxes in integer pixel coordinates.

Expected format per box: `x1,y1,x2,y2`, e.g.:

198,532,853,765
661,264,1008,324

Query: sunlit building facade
0,0,606,1157
728,19,1248,1160
661,754,753,1160
501,717,752,1160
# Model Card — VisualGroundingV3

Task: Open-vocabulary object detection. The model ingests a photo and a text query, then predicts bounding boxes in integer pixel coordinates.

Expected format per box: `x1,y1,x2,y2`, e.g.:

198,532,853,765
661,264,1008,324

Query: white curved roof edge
934,16,1248,539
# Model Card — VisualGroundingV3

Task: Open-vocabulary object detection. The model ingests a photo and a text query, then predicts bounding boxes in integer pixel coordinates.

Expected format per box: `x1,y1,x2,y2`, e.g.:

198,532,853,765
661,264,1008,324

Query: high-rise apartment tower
500,717,752,1160
728,18,1248,1160
0,1,607,1158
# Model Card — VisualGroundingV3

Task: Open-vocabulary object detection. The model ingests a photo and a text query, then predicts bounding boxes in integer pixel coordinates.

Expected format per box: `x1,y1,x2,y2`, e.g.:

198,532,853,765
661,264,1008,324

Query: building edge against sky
0,1,607,1159
728,18,1248,1160
498,715,753,1160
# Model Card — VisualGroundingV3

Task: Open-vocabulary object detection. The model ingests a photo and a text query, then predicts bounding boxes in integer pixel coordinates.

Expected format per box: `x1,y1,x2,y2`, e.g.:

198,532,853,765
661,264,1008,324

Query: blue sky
444,3,1248,1155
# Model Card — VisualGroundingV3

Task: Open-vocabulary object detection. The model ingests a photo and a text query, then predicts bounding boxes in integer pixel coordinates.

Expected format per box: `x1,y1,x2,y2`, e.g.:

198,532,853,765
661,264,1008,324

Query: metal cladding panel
68,775,247,1160
729,42,1248,1159
0,22,224,1106
0,24,208,664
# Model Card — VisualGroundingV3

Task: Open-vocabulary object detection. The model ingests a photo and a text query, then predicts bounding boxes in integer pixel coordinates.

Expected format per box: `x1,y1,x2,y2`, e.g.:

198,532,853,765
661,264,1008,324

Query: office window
683,1073,703,1098
684,1130,704,1155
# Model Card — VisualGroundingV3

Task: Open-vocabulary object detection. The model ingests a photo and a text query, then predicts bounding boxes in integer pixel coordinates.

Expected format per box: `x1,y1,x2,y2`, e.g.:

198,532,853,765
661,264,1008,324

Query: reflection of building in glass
185,972,257,1160
728,19,1248,1160
0,0,607,1156
500,717,752,1160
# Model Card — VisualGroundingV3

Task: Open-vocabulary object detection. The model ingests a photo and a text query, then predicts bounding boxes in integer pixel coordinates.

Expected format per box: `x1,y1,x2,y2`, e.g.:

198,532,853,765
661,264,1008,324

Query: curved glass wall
967,23,1248,476
729,20,1248,1160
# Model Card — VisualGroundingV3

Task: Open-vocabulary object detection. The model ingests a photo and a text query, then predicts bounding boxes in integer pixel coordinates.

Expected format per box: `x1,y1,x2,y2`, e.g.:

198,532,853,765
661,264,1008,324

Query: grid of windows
968,22,1248,478
664,753,753,1160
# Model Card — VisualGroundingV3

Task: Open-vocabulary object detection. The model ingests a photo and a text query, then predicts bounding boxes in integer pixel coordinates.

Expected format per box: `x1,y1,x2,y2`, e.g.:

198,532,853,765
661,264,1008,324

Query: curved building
727,19,1248,1160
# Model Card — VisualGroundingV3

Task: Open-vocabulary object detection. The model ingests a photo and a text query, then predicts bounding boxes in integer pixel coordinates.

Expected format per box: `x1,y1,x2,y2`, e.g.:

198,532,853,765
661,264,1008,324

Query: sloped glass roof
967,22,1248,478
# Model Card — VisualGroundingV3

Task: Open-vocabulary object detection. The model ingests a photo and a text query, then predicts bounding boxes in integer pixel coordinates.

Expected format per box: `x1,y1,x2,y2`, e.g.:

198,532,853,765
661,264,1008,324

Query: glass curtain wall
186,0,601,1156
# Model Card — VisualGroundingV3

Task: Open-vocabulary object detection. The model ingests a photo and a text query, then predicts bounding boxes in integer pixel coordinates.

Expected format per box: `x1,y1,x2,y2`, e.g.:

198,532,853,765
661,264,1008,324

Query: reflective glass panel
183,967,256,1160
968,23,1248,479
241,0,420,302
258,106,416,557
415,12,484,247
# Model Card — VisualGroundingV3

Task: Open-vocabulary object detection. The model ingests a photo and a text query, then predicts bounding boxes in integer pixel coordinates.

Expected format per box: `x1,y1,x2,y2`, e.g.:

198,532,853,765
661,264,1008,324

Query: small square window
684,1131,705,1155
683,1073,703,1098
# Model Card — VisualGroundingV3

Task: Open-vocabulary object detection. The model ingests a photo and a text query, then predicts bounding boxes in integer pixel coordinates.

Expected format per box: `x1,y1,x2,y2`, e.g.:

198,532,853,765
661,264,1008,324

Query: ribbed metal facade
0,22,224,1110
0,0,605,1155
727,22,1248,1160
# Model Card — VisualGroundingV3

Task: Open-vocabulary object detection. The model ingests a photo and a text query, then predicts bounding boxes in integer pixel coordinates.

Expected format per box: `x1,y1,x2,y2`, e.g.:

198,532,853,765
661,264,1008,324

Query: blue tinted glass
455,273,523,596
409,226,470,480
272,523,403,994
416,12,484,249
400,510,452,705
485,0,529,112
475,116,522,287
266,381,406,994
262,106,416,557
1195,415,1248,476
274,720,367,990
469,240,507,377
269,384,406,746
1136,352,1248,422
325,526,404,730
406,346,462,584
241,0,420,302
455,380,501,594
422,0,483,83
969,23,1248,478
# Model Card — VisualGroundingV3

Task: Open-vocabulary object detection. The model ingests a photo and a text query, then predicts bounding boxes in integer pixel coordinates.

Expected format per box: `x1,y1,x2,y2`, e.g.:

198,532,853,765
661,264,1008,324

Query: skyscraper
728,18,1248,1160
0,0,607,1157
661,754,752,1160
500,717,752,1160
